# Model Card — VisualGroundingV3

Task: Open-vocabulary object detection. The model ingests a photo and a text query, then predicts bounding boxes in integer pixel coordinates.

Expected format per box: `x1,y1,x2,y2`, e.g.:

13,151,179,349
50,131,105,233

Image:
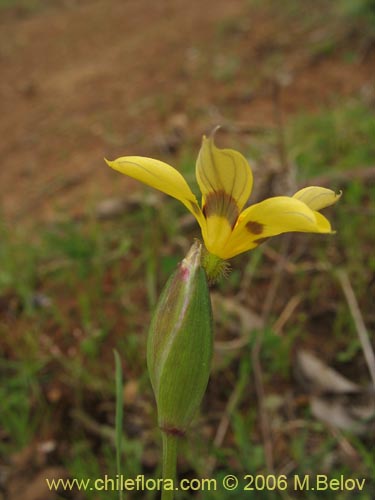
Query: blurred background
0,0,374,498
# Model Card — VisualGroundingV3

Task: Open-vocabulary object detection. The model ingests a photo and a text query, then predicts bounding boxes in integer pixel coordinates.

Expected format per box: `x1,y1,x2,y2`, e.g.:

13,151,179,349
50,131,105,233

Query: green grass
287,101,375,179
0,0,50,12
338,0,375,37
0,358,44,452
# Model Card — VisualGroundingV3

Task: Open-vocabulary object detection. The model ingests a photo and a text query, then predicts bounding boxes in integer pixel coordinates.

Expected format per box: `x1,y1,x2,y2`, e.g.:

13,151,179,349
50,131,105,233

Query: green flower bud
147,241,213,435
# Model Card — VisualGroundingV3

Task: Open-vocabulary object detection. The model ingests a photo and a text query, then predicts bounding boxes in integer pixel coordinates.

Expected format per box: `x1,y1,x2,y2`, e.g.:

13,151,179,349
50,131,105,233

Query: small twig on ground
262,245,297,273
252,235,292,472
204,381,244,477
272,294,303,335
251,338,274,472
70,409,116,443
263,245,332,274
261,238,292,321
337,270,375,389
329,427,361,462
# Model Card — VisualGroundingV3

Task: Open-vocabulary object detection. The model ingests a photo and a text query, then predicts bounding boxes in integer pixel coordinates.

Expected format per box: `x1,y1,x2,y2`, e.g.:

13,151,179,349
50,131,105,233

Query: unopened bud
147,241,213,435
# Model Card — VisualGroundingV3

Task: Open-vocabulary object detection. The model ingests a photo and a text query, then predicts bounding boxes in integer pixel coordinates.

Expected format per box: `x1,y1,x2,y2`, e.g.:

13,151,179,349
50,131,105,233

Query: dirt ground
1,0,374,223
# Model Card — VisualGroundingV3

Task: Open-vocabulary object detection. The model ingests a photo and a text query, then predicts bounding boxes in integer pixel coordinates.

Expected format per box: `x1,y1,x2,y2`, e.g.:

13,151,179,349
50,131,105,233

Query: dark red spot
180,264,190,281
160,426,186,437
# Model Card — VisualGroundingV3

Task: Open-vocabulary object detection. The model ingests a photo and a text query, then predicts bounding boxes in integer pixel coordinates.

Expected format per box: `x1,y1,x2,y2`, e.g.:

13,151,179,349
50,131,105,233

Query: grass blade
114,349,124,500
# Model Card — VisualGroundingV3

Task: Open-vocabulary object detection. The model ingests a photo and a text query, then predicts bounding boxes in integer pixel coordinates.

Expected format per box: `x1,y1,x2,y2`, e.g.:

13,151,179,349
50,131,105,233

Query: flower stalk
147,241,213,499
161,433,178,500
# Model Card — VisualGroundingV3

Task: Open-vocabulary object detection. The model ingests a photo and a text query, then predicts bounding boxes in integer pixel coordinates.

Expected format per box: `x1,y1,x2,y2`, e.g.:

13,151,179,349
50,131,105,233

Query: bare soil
1,0,374,222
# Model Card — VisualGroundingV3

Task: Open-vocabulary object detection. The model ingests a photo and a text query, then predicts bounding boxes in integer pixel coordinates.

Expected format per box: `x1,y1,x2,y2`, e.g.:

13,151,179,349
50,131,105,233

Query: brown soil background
1,0,374,223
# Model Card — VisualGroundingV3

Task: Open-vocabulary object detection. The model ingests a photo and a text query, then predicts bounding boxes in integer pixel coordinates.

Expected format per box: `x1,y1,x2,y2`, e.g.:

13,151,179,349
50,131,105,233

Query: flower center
202,190,239,228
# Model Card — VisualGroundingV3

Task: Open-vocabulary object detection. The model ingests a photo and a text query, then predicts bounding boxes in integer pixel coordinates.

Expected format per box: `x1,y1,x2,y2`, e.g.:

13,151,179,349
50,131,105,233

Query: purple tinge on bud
147,241,213,434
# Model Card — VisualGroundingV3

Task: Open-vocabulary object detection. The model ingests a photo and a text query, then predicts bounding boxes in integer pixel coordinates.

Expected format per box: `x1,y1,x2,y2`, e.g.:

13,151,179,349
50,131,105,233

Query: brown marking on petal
202,190,239,228
254,236,269,245
246,220,264,235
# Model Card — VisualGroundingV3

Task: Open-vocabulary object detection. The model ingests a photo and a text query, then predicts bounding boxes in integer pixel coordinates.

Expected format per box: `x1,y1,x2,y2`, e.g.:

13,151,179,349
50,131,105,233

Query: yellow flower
105,132,341,261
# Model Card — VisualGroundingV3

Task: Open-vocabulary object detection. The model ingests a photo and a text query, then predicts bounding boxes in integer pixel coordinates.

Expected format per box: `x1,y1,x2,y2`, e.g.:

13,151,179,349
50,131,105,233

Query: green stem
161,432,179,500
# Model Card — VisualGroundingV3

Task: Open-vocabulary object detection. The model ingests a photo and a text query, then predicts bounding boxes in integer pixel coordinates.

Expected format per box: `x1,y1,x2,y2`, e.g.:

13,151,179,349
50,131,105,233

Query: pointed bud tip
180,241,202,281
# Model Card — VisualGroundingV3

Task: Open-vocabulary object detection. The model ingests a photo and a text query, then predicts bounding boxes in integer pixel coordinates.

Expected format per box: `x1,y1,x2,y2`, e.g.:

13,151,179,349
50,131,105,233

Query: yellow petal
201,215,233,259
106,156,205,227
195,133,253,226
293,186,342,210
221,196,334,259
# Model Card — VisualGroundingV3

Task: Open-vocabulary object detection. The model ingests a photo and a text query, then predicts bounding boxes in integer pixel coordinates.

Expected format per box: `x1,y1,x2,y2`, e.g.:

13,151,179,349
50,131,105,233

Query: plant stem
161,432,179,500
